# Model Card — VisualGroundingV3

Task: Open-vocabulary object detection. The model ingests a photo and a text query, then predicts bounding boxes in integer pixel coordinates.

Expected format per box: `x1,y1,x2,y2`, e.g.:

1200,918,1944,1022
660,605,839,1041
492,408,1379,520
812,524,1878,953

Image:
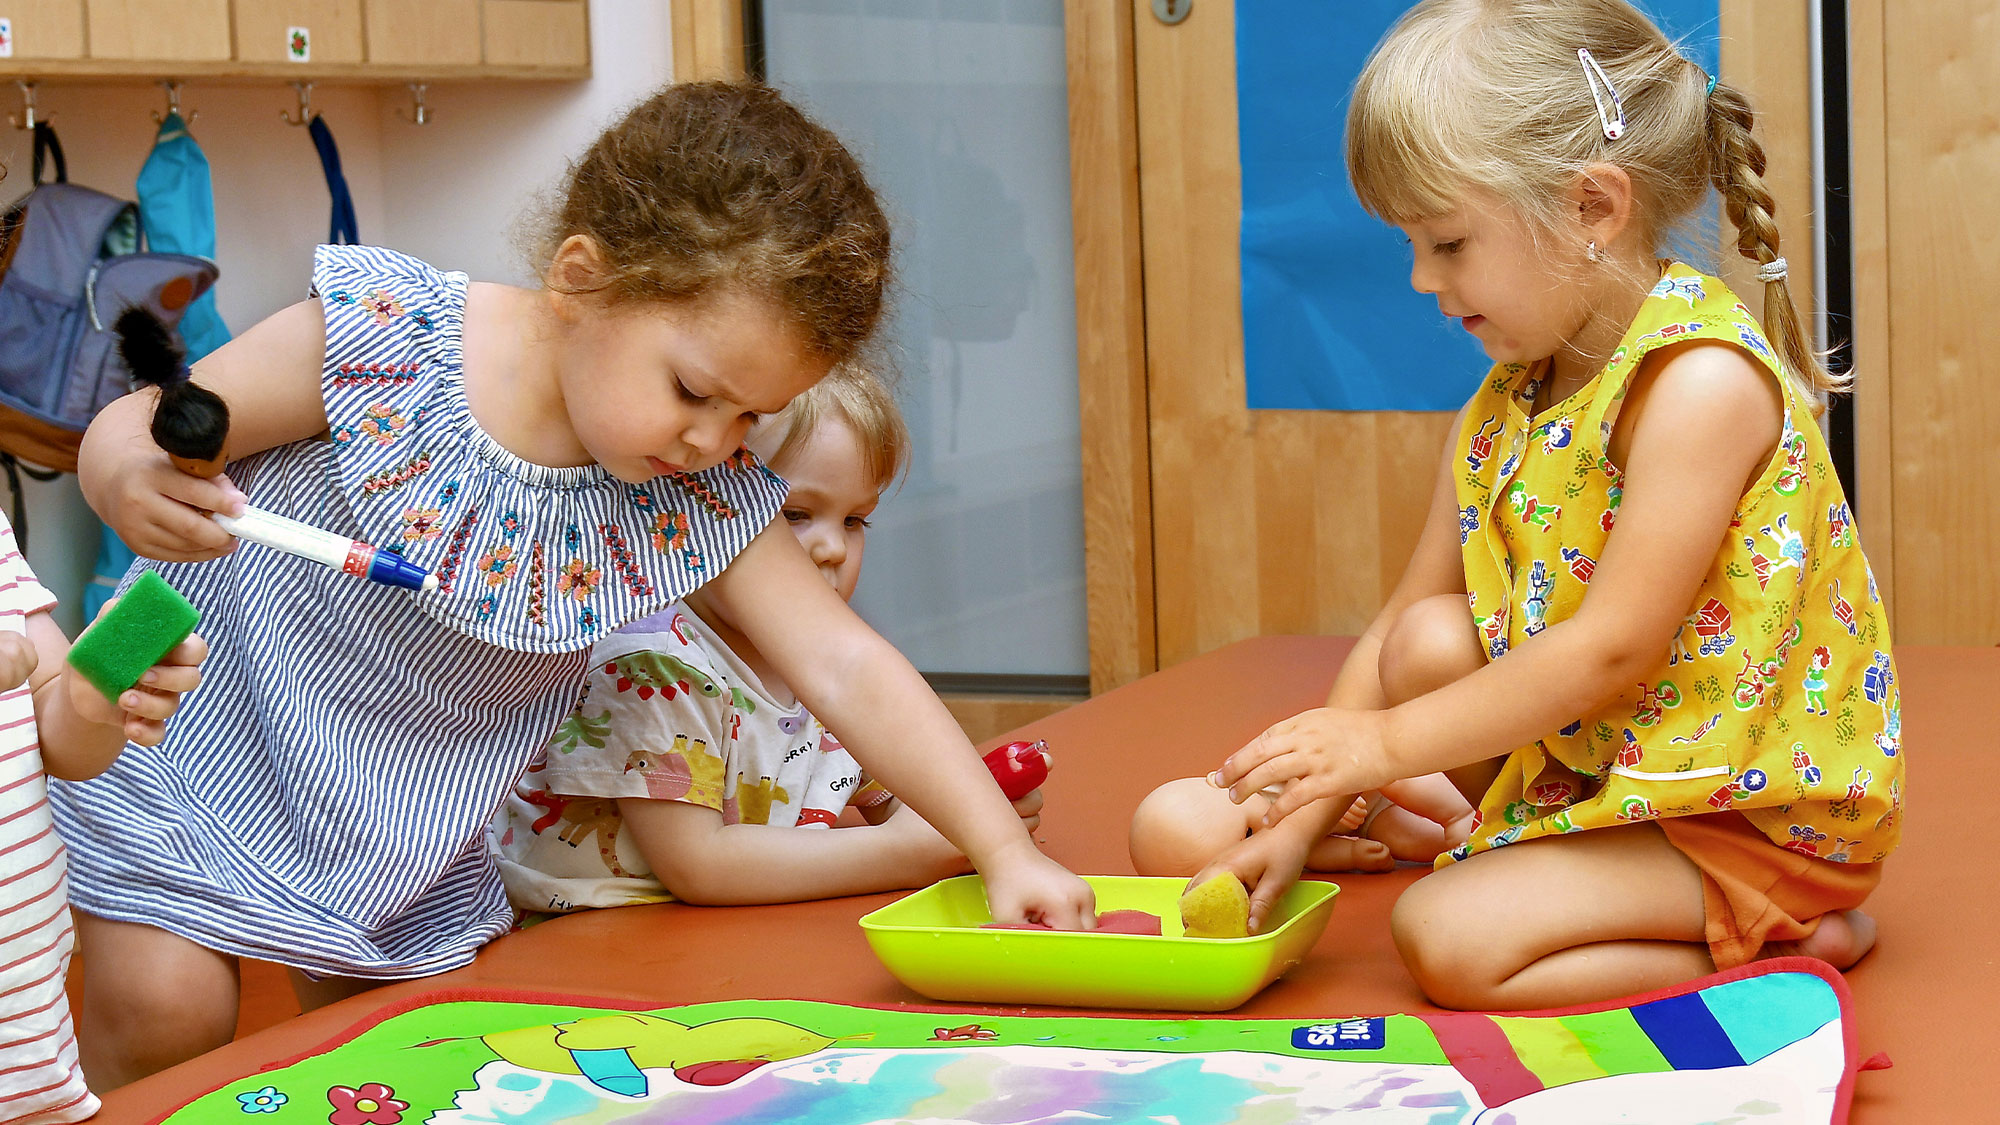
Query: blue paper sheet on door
1236,1,1720,411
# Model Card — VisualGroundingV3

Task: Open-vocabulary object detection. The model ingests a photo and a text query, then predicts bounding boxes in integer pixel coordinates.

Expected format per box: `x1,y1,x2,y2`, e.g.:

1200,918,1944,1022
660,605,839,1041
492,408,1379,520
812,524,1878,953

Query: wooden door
1069,0,1820,685
1851,0,2000,645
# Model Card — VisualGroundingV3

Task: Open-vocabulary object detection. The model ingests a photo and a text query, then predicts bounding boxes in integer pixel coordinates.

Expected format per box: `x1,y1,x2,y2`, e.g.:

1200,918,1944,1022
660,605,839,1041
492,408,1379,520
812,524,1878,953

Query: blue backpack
0,124,217,537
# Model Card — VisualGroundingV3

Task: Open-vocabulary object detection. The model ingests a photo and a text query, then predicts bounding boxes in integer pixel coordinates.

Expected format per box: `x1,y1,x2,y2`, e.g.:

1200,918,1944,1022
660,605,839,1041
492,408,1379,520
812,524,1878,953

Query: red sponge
981,909,1163,936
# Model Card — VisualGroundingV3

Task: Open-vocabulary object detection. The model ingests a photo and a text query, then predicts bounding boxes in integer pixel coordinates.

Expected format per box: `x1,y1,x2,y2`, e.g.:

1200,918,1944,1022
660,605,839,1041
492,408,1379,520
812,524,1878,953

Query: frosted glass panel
763,0,1087,679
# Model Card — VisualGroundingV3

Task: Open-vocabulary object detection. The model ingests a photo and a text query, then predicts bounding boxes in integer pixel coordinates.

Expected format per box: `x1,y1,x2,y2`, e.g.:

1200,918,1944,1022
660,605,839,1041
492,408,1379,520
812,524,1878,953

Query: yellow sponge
1178,873,1251,939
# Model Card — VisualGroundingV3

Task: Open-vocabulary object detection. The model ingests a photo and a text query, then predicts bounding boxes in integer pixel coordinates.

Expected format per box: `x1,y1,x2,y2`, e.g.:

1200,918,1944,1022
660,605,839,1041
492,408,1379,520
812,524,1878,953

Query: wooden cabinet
2,0,85,59
235,0,365,66
483,0,589,70
0,0,589,83
364,0,481,67
87,0,229,61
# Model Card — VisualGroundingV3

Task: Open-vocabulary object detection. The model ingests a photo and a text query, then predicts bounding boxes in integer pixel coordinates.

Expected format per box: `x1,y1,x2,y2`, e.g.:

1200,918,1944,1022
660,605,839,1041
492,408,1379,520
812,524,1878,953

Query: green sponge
67,570,200,700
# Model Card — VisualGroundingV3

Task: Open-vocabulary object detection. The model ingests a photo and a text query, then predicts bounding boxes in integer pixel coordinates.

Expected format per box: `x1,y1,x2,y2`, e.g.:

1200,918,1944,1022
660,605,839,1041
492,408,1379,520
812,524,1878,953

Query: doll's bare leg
1360,773,1481,862
1379,593,1501,804
1134,777,1390,876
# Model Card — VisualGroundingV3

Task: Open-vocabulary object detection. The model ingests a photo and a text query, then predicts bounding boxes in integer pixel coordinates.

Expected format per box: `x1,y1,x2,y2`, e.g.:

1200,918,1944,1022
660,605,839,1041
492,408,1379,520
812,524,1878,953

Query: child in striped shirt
0,516,204,1122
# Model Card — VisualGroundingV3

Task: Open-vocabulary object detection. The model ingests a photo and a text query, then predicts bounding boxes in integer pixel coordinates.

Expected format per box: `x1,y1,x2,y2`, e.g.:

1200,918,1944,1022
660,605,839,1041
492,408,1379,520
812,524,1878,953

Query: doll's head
1129,776,1263,878
115,307,229,477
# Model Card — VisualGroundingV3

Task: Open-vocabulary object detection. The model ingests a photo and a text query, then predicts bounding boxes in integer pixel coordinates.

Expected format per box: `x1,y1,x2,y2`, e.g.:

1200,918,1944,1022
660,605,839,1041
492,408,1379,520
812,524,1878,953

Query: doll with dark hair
114,307,229,478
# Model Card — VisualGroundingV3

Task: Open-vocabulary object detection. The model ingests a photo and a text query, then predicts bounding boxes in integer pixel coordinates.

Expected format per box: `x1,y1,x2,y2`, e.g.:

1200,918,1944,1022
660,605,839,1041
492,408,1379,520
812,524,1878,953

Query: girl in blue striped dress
52,82,1095,1087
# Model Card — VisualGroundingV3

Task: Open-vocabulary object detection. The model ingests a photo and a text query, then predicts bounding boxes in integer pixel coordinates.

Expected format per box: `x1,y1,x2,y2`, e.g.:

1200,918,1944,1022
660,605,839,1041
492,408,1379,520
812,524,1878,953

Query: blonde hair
1345,0,1840,403
757,362,909,495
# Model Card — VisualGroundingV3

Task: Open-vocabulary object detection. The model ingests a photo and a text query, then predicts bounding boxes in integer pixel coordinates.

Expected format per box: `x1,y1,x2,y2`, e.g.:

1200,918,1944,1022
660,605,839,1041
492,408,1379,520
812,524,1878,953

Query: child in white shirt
495,364,1039,911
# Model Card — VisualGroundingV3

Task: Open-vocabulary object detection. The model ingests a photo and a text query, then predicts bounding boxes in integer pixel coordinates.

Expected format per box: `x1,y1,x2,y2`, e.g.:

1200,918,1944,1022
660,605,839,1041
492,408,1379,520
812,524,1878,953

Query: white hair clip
1578,47,1626,141
1757,256,1789,283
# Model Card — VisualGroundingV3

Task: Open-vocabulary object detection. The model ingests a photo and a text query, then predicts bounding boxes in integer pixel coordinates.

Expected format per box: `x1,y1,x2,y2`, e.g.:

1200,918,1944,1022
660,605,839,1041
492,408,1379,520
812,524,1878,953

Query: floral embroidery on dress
556,558,602,602
474,543,520,587
527,540,548,626
361,289,407,326
333,361,421,388
435,506,479,593
401,506,444,542
601,523,652,598
337,402,410,448
669,470,738,520
650,510,691,553
364,453,433,495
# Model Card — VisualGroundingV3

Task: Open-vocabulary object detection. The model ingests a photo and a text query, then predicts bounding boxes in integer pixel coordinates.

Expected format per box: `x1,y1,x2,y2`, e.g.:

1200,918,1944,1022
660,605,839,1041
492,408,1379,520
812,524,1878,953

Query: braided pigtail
1705,83,1846,408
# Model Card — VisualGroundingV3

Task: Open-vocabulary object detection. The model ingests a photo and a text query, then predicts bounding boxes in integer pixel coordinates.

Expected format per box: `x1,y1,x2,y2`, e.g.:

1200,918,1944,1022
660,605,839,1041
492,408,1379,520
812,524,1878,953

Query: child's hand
66,632,207,746
1010,786,1045,835
1007,744,1054,833
78,394,246,562
0,632,37,692
982,842,1096,930
1213,708,1393,827
1187,827,1311,935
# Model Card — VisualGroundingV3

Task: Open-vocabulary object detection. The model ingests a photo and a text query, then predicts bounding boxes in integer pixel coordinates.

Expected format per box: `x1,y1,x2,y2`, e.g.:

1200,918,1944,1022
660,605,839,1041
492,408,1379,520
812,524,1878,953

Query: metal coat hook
10,81,44,130
153,81,198,125
397,83,430,126
280,81,318,126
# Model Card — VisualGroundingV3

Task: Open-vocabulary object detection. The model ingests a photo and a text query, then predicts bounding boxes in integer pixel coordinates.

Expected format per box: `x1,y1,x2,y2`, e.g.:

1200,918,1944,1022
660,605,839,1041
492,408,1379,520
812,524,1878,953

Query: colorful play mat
166,958,1875,1123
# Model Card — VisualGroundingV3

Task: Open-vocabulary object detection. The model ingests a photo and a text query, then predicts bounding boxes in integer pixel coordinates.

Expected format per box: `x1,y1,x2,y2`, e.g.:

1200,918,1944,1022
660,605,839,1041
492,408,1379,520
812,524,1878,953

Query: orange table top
97,637,1994,1123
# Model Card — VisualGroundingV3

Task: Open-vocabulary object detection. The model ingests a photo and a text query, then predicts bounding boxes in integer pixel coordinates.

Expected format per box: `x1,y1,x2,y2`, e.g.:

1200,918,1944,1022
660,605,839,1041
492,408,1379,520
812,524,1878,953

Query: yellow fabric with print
1443,263,1903,869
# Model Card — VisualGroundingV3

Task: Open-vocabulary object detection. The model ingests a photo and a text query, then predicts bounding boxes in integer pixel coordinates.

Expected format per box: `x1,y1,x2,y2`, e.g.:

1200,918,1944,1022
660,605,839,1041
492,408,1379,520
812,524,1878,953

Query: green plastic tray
859,874,1339,1012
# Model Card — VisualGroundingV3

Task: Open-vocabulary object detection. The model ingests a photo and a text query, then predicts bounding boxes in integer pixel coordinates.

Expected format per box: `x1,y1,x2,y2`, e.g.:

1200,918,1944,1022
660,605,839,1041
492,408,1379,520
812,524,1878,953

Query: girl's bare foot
1764,908,1878,969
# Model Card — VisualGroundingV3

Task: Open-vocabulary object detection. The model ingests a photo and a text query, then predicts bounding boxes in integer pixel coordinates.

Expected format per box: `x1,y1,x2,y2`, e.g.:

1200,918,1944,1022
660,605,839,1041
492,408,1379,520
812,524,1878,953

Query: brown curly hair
541,82,890,362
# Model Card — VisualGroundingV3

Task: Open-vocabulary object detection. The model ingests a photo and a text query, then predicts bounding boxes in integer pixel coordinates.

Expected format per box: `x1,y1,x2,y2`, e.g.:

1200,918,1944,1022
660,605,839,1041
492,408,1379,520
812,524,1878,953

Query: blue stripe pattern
1630,991,1746,1071
48,246,787,978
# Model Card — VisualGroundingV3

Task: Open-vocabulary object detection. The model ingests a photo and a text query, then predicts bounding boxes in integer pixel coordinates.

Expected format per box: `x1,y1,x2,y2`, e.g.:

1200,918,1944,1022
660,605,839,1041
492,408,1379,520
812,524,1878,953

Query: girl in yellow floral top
1204,0,1902,1011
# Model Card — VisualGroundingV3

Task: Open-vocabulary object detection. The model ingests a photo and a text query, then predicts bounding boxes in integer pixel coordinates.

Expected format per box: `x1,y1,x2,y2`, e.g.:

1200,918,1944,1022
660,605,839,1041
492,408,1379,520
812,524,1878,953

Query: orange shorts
1659,811,1882,969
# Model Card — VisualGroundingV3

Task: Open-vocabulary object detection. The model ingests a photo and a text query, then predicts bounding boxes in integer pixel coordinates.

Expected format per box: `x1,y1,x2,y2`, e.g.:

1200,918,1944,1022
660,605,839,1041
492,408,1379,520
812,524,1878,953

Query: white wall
0,0,673,632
